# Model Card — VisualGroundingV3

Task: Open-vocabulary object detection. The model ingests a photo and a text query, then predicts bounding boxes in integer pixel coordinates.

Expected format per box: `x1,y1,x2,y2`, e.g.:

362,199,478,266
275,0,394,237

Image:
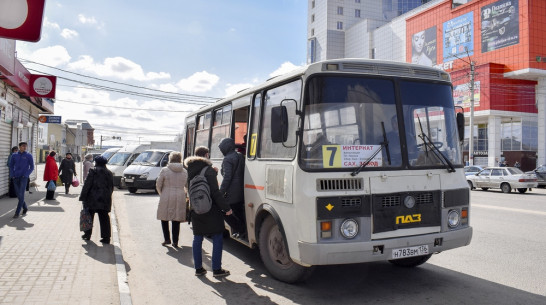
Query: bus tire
128,187,137,194
258,216,314,283
389,254,432,267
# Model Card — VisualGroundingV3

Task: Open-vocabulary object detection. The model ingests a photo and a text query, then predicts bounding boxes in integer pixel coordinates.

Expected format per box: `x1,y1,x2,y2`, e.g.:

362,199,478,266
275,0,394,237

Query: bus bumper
297,227,472,265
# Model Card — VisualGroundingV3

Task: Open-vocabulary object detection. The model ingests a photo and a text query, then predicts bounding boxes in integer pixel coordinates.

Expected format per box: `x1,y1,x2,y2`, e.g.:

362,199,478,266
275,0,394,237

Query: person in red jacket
44,151,59,200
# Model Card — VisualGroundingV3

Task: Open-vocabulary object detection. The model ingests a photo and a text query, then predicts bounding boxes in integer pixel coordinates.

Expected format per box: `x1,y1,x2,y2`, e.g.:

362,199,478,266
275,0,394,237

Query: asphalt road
113,187,546,305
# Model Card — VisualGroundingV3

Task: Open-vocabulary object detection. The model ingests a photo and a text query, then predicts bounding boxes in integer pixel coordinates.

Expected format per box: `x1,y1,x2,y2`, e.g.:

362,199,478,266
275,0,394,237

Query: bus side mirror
456,112,465,142
271,106,288,143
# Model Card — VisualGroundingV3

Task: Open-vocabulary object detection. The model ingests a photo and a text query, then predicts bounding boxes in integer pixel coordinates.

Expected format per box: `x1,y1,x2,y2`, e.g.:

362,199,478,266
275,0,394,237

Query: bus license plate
392,245,429,259
125,178,133,183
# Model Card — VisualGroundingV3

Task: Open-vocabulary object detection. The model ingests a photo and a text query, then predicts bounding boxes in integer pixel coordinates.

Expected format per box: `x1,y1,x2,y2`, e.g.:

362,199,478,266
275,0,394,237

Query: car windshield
132,151,165,166
102,150,117,160
107,152,131,166
300,76,462,171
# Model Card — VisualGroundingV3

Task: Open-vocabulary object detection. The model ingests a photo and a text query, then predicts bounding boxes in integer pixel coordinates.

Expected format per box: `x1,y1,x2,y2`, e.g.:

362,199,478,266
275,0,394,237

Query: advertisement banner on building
0,0,46,42
481,0,519,53
411,26,437,66
443,12,474,61
3,59,30,95
30,74,56,98
453,81,481,108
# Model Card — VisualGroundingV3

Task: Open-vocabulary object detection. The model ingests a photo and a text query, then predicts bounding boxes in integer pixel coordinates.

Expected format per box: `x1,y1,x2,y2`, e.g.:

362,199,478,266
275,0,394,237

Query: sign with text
481,0,519,53
38,115,61,124
322,145,382,168
453,81,481,108
443,12,474,61
0,0,46,42
30,74,56,98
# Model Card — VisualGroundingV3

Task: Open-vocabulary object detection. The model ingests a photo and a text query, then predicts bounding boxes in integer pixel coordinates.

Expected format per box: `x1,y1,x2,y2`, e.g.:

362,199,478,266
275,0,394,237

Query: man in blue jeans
9,142,35,218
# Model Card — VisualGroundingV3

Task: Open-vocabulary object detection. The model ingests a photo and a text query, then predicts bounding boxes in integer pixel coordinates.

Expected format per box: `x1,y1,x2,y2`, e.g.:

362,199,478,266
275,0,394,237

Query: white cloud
22,45,71,67
224,83,253,97
43,17,60,30
60,28,79,39
176,71,219,93
78,14,97,25
269,62,302,78
68,56,171,81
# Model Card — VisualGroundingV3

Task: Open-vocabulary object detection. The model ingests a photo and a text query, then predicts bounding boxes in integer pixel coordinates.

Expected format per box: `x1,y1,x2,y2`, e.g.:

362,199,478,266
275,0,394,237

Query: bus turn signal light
321,221,332,238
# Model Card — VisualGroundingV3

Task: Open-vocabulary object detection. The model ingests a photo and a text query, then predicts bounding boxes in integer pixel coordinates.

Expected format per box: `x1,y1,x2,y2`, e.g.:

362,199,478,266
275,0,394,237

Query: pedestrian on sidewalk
6,146,18,198
82,154,94,183
79,156,114,244
184,146,232,278
156,151,188,248
59,152,76,194
44,151,59,200
9,142,34,218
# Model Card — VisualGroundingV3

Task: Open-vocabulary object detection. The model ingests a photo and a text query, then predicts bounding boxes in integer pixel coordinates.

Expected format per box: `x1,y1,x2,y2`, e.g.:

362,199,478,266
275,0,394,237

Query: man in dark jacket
184,146,232,278
9,142,34,218
79,156,114,244
218,138,246,237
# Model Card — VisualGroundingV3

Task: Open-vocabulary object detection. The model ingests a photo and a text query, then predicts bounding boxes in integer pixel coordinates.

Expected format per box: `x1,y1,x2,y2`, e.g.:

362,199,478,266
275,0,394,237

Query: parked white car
467,167,538,193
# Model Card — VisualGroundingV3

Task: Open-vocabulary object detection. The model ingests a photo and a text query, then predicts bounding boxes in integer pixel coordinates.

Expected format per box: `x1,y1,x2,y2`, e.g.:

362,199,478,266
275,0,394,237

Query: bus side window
259,79,301,159
185,124,195,158
210,105,231,159
195,112,211,150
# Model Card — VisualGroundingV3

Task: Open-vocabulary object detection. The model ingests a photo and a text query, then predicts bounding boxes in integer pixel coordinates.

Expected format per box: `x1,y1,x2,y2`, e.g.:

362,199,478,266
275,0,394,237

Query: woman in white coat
156,152,188,248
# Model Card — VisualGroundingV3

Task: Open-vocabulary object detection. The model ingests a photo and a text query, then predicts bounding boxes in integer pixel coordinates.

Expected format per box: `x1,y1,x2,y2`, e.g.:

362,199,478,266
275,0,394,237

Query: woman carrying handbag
43,151,59,200
59,152,76,194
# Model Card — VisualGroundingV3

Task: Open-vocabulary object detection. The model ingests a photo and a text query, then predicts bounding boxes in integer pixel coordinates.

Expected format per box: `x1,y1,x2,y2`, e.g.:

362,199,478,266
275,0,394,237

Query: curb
111,201,133,305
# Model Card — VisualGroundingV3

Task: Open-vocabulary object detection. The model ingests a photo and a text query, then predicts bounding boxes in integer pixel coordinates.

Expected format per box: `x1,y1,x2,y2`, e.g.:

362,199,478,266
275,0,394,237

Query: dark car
527,165,546,188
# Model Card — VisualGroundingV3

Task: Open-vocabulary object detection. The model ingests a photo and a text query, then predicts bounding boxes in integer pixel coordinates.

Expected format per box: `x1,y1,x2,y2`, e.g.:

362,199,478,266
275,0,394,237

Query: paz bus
182,59,472,283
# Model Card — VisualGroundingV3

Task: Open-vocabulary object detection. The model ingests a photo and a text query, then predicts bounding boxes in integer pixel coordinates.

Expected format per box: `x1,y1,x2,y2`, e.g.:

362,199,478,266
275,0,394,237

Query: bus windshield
300,76,462,170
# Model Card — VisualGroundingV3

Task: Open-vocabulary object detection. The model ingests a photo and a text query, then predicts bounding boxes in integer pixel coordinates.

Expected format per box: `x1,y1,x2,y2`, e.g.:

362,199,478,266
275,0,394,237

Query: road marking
473,204,546,216
111,203,133,305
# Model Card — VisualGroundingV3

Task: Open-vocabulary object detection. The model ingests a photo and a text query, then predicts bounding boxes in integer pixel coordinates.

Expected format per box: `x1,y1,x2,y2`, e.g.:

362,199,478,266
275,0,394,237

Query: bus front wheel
259,216,314,283
389,254,432,267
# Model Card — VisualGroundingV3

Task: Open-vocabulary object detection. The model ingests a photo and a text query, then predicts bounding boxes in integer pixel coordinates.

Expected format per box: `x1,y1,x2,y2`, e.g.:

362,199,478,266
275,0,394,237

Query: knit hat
94,156,108,165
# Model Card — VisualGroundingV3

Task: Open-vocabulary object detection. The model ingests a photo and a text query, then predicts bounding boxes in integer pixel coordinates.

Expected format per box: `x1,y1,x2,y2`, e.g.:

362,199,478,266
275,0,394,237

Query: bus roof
186,59,450,118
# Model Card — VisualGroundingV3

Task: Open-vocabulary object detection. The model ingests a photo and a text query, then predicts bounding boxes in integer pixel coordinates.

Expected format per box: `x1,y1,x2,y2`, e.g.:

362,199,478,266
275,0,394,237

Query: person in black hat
59,152,76,194
79,156,114,244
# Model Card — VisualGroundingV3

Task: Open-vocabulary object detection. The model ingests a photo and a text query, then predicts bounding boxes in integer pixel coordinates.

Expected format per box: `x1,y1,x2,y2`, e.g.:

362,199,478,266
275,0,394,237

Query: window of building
337,6,343,15
337,21,343,30
355,9,361,18
501,121,522,151
463,124,488,152
311,28,315,36
312,0,315,8
355,0,361,3
522,120,538,151
312,14,315,22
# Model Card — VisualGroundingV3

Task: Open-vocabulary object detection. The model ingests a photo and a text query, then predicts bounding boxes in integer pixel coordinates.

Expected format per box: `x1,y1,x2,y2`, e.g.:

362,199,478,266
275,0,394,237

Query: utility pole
468,61,475,166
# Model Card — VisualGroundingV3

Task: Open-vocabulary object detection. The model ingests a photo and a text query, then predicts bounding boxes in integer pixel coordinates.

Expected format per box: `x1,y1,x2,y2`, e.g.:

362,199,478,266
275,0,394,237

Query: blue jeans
192,233,223,271
13,177,29,215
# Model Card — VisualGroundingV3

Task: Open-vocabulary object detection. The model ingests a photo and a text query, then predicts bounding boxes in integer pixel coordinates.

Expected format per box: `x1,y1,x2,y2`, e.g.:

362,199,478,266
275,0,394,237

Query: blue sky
17,0,307,145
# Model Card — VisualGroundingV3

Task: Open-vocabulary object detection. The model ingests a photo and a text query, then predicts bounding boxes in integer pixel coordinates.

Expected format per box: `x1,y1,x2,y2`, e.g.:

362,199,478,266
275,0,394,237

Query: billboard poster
443,12,474,61
452,0,475,8
453,81,481,108
481,0,519,53
411,26,437,66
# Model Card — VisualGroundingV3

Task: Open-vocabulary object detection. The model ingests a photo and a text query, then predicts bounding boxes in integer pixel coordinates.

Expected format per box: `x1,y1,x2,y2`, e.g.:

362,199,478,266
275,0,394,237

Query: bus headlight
340,219,358,239
447,210,460,228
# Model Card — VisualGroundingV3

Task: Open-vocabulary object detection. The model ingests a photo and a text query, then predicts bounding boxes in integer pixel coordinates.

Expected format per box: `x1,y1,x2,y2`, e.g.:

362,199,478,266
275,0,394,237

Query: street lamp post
469,61,475,166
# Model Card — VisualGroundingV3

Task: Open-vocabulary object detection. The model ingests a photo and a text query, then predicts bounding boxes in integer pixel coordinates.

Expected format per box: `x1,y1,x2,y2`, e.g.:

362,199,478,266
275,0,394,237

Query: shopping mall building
308,0,545,170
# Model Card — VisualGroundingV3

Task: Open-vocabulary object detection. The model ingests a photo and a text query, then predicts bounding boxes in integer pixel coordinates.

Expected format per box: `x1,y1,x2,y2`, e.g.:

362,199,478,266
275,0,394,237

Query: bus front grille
316,178,363,191
416,192,433,204
381,195,400,207
341,197,362,207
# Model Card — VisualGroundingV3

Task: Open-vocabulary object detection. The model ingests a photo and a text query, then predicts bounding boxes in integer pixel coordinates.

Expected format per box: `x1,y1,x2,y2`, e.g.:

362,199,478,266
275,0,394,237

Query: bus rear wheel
389,254,432,267
259,216,314,283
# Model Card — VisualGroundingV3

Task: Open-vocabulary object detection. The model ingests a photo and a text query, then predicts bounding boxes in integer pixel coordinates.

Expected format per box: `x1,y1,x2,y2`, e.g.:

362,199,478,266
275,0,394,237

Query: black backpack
188,166,212,215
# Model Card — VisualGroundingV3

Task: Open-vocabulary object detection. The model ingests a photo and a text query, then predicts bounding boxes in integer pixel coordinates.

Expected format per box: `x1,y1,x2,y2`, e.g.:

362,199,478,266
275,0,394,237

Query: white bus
183,59,472,283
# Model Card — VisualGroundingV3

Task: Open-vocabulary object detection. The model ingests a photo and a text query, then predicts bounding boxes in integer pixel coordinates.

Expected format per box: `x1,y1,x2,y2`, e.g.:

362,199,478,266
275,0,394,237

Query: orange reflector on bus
321,221,332,232
461,209,468,218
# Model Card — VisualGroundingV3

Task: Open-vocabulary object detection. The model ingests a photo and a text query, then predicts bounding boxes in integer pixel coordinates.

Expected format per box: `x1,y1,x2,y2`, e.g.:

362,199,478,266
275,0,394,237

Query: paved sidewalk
0,165,120,305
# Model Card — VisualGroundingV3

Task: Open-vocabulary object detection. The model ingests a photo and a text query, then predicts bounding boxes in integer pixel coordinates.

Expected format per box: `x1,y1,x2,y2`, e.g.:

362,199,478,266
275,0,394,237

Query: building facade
308,0,546,170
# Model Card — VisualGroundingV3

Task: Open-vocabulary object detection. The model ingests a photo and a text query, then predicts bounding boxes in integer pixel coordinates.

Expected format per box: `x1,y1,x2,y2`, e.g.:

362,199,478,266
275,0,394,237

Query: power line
19,58,221,101
54,98,195,112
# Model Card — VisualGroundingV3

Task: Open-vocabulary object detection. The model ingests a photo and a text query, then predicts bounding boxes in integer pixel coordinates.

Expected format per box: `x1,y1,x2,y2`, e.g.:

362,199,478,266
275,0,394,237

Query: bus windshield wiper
416,116,455,173
351,122,390,176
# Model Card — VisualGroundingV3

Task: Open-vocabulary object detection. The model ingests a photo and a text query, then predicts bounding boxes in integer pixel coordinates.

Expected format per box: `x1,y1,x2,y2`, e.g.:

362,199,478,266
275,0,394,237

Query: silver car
467,167,538,193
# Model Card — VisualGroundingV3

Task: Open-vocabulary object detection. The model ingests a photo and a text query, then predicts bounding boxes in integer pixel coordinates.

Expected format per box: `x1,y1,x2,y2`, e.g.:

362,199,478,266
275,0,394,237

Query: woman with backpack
156,152,188,248
184,146,232,278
